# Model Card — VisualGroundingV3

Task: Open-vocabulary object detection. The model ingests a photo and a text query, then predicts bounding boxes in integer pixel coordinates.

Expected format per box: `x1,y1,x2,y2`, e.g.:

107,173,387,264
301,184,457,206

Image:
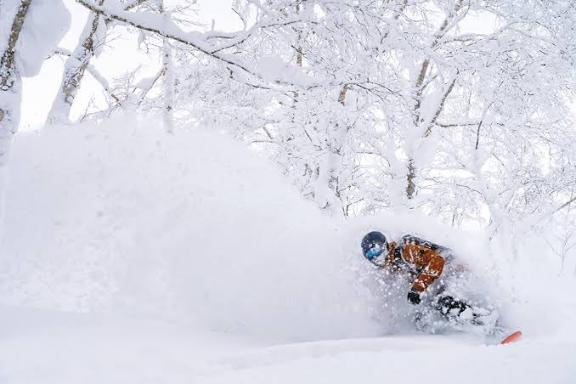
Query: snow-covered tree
47,1,106,124
2,0,70,155
63,0,576,236
0,0,32,165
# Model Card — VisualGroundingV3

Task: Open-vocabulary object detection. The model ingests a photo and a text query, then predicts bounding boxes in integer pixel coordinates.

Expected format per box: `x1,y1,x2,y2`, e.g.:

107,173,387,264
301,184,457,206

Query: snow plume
0,114,573,343
0,114,380,342
346,210,576,340
344,212,500,330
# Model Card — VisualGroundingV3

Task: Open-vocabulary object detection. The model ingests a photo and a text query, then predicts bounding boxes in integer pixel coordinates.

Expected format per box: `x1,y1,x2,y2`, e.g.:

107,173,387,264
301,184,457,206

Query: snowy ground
0,305,574,384
1,115,575,383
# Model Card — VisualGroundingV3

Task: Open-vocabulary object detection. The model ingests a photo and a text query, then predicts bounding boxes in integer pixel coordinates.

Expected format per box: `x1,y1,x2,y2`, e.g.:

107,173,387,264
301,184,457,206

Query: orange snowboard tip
500,330,522,345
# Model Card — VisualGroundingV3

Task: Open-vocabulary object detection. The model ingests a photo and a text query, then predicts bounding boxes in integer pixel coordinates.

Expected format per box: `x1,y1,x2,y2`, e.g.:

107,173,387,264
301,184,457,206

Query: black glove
407,290,421,305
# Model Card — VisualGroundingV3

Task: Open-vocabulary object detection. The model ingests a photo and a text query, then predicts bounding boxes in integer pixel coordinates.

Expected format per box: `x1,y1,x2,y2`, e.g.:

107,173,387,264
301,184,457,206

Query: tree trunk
0,0,32,164
405,0,465,200
47,1,104,125
0,0,32,242
406,58,430,201
159,0,174,133
406,158,416,200
161,37,174,133
314,84,349,216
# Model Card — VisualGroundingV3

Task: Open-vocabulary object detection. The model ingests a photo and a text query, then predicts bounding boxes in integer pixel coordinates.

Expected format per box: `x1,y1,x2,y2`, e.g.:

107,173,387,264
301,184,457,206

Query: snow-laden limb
123,0,149,11
75,0,315,88
75,0,252,71
48,1,105,125
51,48,119,108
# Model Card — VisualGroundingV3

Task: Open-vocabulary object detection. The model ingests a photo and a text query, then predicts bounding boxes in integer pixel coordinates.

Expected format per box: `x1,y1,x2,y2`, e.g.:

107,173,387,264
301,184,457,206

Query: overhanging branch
76,0,259,78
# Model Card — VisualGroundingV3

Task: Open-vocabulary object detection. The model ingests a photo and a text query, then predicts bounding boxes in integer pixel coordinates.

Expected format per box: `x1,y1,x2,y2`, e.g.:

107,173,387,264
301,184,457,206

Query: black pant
435,295,471,317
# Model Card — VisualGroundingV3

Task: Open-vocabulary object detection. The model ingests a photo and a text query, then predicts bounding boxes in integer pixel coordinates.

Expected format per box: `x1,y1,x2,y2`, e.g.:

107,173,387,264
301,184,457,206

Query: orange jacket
384,235,446,293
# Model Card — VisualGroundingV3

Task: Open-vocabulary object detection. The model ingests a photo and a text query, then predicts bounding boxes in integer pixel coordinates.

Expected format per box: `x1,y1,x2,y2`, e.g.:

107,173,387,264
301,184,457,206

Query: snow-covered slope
0,115,574,383
0,306,574,384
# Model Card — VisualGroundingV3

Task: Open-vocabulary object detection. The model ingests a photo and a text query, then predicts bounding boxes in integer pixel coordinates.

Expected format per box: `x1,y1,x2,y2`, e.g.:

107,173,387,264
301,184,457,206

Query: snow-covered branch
75,0,260,75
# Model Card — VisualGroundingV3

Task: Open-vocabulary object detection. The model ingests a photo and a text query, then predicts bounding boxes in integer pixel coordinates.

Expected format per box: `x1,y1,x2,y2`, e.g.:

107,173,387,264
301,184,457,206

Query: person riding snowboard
360,231,494,327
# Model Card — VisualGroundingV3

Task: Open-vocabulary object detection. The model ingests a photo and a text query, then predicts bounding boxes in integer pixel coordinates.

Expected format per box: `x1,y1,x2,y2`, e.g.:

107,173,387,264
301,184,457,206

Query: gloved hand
407,290,421,305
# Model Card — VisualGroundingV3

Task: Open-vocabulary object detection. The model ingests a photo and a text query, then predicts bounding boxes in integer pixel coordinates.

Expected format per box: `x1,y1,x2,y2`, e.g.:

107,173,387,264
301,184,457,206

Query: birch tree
48,1,104,124
0,0,32,164
158,0,174,133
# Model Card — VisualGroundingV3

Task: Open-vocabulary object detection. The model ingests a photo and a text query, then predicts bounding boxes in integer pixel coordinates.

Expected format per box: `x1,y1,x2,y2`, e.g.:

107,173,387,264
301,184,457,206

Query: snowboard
500,330,522,345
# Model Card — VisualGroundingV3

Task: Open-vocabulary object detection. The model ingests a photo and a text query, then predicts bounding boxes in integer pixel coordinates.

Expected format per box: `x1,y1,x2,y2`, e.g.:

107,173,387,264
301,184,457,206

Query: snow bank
1,305,574,384
0,114,379,342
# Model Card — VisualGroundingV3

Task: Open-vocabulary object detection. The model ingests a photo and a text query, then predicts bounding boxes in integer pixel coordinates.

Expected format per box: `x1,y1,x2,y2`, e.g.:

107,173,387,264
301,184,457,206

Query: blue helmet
361,231,387,262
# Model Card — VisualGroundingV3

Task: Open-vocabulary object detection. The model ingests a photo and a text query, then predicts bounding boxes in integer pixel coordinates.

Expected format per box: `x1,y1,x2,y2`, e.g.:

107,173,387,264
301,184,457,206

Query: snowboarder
360,231,495,328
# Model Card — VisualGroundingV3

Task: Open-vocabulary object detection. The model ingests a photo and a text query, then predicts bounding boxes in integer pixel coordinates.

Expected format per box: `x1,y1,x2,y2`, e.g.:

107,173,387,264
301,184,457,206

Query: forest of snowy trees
2,0,576,270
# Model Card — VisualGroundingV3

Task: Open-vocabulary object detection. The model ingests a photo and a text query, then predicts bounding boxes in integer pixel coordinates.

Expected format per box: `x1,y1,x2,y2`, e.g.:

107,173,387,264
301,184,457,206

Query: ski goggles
365,244,384,260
